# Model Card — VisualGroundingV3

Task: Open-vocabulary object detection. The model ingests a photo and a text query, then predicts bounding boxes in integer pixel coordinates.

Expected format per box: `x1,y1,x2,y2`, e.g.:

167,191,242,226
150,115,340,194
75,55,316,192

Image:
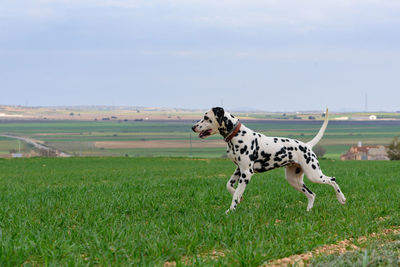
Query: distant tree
308,116,316,120
387,136,400,160
9,149,17,154
313,145,326,158
69,112,74,116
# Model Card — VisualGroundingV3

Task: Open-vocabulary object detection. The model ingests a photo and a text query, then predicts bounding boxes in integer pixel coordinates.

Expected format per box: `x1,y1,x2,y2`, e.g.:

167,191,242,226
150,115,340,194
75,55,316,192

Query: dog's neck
218,112,241,142
224,122,241,142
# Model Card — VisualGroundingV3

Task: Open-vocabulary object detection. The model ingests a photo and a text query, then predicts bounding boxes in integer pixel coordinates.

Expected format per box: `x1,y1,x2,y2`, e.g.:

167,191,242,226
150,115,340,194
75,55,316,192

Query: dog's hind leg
285,165,316,211
226,167,240,195
302,164,346,205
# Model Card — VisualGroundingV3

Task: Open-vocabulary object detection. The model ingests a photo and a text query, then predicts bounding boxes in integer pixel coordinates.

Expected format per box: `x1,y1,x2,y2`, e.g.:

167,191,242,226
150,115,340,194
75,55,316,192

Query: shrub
313,145,326,158
387,136,400,160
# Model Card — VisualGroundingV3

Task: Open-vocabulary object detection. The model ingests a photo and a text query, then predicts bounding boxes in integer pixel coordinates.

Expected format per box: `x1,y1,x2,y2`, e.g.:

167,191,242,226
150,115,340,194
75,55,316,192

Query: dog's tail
307,108,329,148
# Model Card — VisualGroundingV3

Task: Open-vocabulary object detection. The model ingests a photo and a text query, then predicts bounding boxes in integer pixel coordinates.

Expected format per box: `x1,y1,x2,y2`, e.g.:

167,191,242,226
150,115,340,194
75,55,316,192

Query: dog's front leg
226,167,240,195
225,169,253,214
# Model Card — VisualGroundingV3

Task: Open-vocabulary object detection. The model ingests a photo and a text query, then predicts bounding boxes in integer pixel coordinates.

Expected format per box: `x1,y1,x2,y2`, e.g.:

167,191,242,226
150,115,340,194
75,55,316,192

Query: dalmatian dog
192,107,346,214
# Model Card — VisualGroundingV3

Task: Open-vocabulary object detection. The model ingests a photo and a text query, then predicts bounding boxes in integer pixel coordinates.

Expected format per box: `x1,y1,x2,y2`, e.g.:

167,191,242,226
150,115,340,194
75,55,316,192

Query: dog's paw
337,194,346,205
225,207,236,214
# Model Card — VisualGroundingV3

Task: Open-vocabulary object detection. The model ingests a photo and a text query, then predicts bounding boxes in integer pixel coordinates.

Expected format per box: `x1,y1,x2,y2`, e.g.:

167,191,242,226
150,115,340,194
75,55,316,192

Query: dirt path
0,134,70,157
163,224,400,267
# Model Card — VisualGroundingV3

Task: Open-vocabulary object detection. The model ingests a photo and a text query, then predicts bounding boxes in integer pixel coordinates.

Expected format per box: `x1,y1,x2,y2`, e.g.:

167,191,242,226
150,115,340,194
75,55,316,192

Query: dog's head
192,107,238,139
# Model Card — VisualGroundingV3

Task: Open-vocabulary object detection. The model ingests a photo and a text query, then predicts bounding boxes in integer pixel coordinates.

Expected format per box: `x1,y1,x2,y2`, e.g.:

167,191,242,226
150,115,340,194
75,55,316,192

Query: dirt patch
263,226,400,267
95,140,226,149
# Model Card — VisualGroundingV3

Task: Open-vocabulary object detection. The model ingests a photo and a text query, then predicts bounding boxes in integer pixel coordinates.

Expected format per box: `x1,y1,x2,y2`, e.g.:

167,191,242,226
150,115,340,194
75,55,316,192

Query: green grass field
1,157,399,266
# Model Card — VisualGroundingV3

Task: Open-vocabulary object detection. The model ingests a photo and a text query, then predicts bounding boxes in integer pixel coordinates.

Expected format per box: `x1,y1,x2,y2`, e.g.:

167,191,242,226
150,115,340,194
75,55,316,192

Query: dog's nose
192,126,196,132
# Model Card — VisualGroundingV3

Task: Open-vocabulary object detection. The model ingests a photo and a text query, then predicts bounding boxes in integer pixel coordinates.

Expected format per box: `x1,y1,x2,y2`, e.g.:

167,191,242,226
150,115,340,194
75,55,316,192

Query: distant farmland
1,120,400,159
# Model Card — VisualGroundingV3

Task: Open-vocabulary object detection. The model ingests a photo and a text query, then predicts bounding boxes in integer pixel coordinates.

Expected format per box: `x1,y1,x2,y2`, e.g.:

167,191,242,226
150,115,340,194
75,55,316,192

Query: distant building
340,142,389,160
369,115,377,120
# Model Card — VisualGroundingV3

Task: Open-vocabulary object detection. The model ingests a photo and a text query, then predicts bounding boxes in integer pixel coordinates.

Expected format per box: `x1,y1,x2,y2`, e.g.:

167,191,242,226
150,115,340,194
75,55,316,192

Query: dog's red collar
225,122,242,142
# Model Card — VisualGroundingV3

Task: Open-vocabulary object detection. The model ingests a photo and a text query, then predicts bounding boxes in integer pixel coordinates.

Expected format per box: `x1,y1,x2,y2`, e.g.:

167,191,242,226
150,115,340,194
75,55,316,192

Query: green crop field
0,157,399,266
1,119,400,159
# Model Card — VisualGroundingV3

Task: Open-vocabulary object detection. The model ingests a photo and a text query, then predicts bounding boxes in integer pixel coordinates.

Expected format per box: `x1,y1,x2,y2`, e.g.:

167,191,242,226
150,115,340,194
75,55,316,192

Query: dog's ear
212,107,225,125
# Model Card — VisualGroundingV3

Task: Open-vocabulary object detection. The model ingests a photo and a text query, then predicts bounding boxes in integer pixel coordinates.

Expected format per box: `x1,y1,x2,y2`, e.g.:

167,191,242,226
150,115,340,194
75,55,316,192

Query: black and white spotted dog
192,107,346,214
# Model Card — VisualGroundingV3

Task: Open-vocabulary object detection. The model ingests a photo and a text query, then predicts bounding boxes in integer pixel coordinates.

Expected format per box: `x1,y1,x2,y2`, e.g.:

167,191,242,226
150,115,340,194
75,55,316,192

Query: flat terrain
0,157,399,266
1,120,400,159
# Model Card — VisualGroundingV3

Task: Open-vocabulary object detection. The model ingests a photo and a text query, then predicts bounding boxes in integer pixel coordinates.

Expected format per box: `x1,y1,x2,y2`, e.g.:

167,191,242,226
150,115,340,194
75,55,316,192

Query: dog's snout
192,126,196,132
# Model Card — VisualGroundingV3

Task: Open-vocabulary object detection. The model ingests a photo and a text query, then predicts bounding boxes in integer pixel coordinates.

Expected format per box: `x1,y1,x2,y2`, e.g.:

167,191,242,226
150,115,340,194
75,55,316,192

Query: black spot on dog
312,164,316,169
240,145,247,154
244,179,249,184
212,107,224,125
249,150,258,161
274,138,278,143
303,184,313,195
260,151,271,160
238,140,243,143
295,167,301,174
241,173,246,178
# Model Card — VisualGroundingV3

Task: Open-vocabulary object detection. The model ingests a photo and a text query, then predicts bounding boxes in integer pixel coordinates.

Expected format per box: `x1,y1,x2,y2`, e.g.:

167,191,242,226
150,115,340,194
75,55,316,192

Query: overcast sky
1,0,400,111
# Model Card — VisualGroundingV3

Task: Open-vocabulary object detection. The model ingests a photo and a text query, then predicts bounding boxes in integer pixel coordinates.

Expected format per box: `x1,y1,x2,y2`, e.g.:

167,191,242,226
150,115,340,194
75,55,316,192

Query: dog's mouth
199,129,212,139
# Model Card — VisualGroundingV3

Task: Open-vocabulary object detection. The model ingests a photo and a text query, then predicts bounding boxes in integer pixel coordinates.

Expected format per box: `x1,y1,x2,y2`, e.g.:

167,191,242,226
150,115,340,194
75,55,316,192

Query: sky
1,0,400,111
